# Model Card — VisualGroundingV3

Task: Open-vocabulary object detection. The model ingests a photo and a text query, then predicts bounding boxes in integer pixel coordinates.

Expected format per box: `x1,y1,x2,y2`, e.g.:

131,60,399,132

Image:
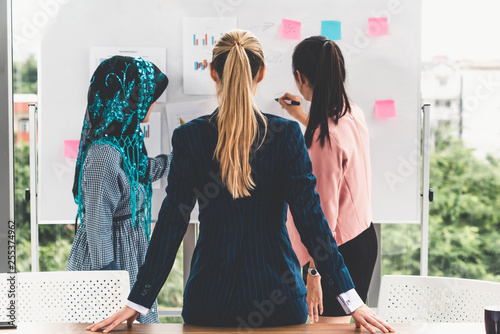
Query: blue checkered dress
67,143,171,323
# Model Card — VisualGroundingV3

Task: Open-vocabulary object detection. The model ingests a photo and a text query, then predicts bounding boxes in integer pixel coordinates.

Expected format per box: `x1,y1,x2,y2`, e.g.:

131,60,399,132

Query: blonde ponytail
211,30,267,199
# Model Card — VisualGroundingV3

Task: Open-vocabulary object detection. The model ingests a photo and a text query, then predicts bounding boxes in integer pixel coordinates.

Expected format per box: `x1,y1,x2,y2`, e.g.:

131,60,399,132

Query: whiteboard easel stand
29,103,40,272
420,104,431,276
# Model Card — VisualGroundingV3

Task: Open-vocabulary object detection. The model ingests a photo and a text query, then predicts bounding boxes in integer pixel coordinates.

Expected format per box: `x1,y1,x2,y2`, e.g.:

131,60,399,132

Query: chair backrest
377,275,500,323
0,271,129,323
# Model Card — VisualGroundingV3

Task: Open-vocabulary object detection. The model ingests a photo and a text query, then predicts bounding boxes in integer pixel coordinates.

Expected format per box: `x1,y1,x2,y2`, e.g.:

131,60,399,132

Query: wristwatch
308,267,320,277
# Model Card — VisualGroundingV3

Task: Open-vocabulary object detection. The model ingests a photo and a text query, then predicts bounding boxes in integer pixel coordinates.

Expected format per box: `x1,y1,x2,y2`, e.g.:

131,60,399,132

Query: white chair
377,275,500,323
0,271,129,323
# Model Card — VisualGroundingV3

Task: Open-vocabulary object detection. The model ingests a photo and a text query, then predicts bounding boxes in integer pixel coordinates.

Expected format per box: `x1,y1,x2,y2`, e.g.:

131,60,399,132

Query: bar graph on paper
194,59,208,71
141,112,161,189
142,112,161,157
193,33,220,46
142,125,150,137
183,17,238,95
193,33,218,71
171,111,208,128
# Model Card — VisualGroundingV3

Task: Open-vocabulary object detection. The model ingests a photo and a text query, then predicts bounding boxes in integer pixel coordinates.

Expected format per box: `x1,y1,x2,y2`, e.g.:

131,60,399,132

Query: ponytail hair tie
232,41,244,48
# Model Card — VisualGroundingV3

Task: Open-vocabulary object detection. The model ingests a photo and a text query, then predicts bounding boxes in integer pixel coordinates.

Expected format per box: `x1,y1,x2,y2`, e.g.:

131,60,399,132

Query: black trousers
303,223,378,316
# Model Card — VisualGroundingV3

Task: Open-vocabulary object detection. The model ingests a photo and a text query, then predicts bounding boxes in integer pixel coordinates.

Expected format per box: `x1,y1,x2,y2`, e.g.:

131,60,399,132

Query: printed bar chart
142,124,150,138
193,33,219,46
194,59,208,70
183,17,237,95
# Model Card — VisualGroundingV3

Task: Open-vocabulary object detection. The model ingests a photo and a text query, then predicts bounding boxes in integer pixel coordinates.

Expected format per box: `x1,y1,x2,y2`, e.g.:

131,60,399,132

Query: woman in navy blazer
88,30,393,333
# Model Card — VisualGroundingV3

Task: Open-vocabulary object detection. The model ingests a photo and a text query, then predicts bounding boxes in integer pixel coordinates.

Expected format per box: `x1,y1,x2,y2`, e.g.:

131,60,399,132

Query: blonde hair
211,29,267,199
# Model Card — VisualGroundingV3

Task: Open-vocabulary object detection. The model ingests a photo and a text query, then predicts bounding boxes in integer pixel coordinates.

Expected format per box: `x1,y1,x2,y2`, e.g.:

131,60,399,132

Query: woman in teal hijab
67,55,169,323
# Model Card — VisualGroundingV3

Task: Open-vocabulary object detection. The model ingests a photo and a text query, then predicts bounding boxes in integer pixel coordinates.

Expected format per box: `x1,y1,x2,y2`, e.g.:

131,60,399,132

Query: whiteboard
38,0,420,224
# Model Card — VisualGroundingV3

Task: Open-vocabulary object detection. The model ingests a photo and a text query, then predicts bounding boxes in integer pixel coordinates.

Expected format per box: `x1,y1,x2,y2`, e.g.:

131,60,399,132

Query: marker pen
275,98,301,106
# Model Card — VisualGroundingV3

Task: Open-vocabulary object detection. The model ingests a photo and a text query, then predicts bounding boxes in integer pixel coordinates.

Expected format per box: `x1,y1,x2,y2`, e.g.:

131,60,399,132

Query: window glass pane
14,135,31,272
421,0,500,282
381,0,500,285
381,224,420,276
38,224,74,271
428,127,500,280
157,246,183,323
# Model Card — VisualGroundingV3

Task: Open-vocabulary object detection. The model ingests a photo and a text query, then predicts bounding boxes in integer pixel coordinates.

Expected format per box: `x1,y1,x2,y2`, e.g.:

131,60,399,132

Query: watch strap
308,267,320,276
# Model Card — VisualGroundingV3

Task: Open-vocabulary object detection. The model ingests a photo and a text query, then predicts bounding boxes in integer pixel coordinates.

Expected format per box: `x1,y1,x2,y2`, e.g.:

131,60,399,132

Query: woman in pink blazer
279,36,377,324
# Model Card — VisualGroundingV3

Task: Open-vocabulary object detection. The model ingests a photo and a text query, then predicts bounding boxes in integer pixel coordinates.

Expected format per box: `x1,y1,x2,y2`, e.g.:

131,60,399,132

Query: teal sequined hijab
73,56,168,240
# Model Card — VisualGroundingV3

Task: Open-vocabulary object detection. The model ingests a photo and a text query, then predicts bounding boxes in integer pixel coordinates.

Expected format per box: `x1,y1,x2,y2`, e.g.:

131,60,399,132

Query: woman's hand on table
306,275,323,324
86,305,139,333
351,304,395,333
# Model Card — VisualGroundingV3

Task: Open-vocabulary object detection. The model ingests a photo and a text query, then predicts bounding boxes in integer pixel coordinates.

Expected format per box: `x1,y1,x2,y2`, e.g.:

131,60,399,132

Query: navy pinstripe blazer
128,111,354,309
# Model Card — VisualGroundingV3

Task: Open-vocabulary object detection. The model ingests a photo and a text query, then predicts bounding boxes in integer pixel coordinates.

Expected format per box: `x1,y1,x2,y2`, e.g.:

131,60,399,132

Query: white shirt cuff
336,288,364,314
126,300,149,316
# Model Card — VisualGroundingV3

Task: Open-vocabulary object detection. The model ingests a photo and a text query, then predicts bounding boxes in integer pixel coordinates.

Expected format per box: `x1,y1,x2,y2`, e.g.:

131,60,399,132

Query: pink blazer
286,104,373,266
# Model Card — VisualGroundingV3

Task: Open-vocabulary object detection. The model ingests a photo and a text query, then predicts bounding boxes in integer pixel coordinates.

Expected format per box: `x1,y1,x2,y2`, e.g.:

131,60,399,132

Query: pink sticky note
280,19,301,40
64,140,80,158
375,100,396,119
367,17,389,36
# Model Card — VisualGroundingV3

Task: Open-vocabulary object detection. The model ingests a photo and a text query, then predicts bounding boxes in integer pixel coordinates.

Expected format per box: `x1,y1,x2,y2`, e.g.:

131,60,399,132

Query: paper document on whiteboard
166,99,217,140
142,111,164,190
183,17,237,95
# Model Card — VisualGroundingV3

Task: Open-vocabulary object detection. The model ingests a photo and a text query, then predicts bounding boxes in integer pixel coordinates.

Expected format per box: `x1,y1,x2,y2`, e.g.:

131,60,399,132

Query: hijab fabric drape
73,55,168,240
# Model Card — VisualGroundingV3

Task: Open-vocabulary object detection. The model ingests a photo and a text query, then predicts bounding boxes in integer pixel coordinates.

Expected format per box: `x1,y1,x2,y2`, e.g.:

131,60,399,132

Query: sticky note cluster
279,19,301,40
375,100,396,119
279,17,388,41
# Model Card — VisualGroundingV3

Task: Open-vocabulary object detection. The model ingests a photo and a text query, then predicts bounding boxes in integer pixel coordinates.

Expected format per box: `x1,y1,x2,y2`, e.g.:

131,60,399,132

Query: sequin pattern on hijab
73,55,168,240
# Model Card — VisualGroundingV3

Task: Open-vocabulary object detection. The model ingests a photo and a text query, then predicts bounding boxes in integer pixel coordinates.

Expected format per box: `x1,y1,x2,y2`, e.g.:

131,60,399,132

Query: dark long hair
292,36,351,148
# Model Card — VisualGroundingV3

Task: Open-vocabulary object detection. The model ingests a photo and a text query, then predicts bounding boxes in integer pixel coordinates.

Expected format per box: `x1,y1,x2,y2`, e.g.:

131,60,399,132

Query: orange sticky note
375,100,396,119
280,19,301,40
64,140,80,158
367,17,389,36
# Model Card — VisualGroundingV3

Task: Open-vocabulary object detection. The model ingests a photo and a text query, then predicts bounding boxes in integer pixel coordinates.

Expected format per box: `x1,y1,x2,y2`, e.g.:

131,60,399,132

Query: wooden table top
4,322,484,333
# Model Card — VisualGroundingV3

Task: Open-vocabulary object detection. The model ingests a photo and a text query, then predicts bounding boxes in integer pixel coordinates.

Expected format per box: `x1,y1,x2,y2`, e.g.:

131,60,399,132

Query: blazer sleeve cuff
336,288,364,314
126,300,149,316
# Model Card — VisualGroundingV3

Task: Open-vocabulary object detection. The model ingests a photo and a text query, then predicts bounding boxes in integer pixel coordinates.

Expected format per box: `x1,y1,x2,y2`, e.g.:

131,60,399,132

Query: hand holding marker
277,93,308,126
275,98,300,106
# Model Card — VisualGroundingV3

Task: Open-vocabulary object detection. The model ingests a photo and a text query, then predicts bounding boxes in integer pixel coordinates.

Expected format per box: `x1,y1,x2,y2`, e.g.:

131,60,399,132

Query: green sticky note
321,20,341,40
